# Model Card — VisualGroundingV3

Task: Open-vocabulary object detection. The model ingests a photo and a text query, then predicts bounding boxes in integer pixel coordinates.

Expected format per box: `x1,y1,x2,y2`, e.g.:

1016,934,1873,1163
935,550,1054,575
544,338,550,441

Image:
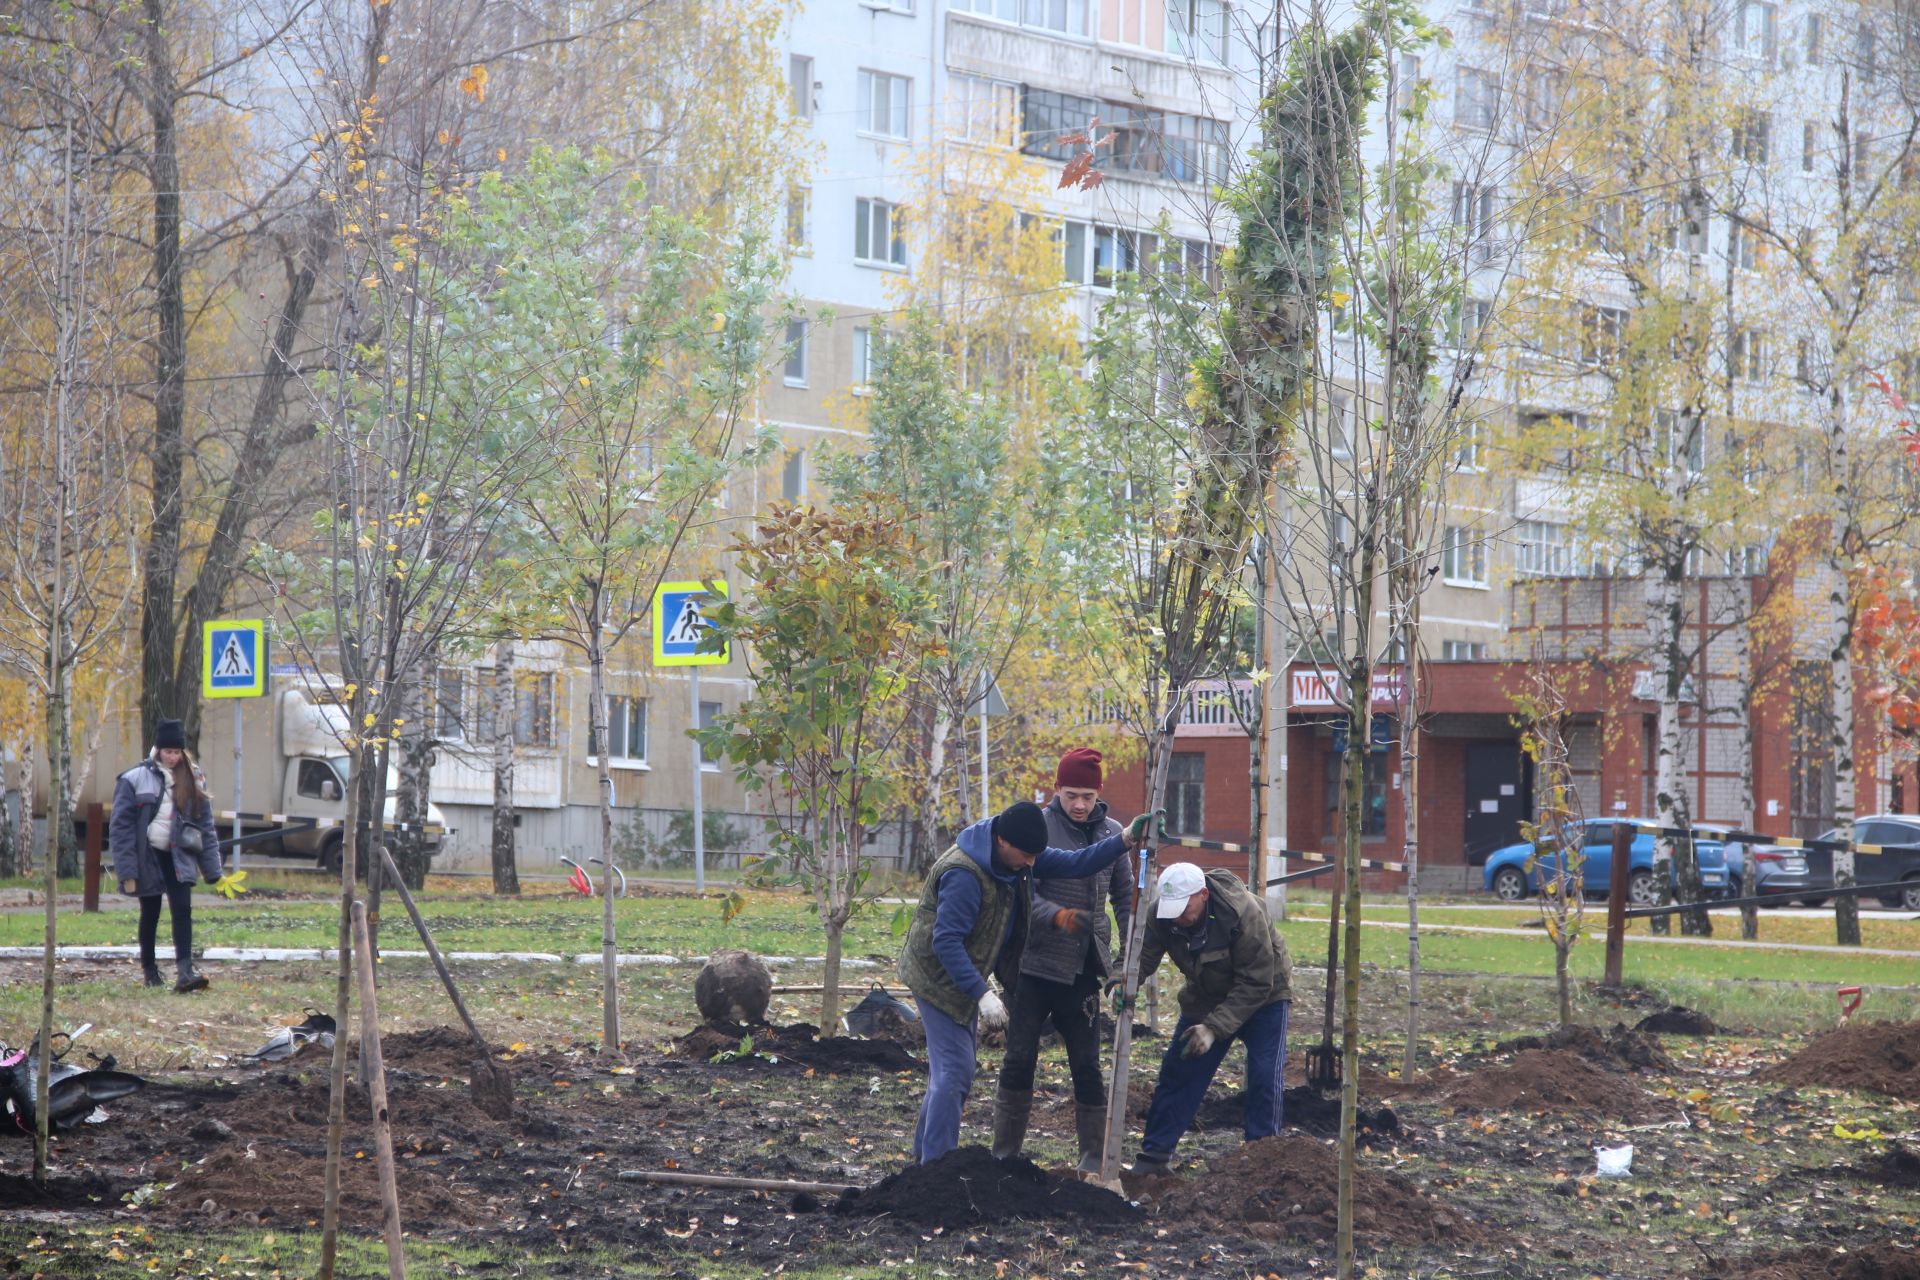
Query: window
1062,219,1089,283
1177,238,1221,289
867,0,914,11
1323,746,1388,837
1729,220,1763,270
1658,410,1705,472
1731,109,1770,164
1805,13,1824,64
789,54,814,120
1442,640,1488,661
1020,0,1089,37
1855,22,1876,77
1328,391,1353,458
1515,520,1574,576
593,695,647,763
852,326,887,385
517,672,556,749
1737,0,1777,61
297,759,342,800
1093,224,1152,288
1731,328,1768,383
1396,52,1423,115
1452,181,1498,260
1441,525,1488,585
1581,305,1628,365
950,73,1018,145
1020,86,1096,161
1168,752,1204,835
1455,417,1484,469
953,0,1019,16
858,69,911,140
474,669,499,742
854,197,906,267
1803,121,1819,171
1796,336,1817,384
1854,131,1873,172
786,185,810,250
1665,198,1708,254
435,667,467,741
1453,296,1492,348
697,700,721,769
783,320,808,385
1166,0,1227,65
1455,68,1499,132
1725,544,1767,575
782,448,806,501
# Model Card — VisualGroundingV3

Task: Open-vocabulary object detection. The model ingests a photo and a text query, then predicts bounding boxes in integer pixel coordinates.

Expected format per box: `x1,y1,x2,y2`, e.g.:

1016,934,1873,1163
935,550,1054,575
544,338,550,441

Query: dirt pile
0,1169,137,1210
1764,1021,1920,1102
1143,1135,1502,1247
1695,1243,1920,1280
1635,1006,1718,1036
667,1021,924,1074
1857,1145,1920,1189
1188,1087,1399,1144
372,1026,499,1078
1493,1023,1672,1071
833,1146,1133,1228
1436,1049,1662,1119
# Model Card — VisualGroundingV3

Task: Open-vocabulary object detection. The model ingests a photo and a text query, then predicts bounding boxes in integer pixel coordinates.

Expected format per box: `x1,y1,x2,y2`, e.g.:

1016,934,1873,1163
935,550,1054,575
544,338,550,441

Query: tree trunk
590,616,620,1053
15,729,35,876
1646,567,1703,934
1827,382,1861,947
318,731,367,1280
819,911,846,1032
490,642,519,896
916,707,952,875
392,641,435,890
1337,645,1373,1280
0,771,15,880
137,0,187,743
1555,940,1572,1026
1735,622,1759,939
1400,602,1422,1079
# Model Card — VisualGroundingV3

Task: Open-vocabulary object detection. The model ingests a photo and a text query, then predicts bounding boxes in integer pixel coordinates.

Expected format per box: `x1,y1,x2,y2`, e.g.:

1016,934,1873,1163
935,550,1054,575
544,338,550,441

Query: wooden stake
352,901,406,1280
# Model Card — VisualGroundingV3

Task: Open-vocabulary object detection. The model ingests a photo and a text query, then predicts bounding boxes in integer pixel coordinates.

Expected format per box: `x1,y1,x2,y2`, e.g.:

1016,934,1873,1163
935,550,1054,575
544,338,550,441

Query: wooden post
351,901,406,1280
1602,822,1631,989
82,802,103,912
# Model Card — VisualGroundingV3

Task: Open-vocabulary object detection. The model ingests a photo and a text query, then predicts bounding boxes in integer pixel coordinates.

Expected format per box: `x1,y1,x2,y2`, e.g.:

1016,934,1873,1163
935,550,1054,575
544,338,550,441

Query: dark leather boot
141,961,164,988
1074,1103,1107,1174
174,961,209,993
989,1087,1031,1160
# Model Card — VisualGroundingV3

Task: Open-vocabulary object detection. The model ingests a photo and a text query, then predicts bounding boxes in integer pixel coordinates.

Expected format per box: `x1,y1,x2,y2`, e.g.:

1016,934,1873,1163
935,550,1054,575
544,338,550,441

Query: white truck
200,685,450,872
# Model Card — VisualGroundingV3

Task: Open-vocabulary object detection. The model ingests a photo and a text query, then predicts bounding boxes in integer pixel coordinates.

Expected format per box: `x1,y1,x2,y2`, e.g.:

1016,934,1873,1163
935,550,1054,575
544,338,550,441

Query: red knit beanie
1055,747,1103,790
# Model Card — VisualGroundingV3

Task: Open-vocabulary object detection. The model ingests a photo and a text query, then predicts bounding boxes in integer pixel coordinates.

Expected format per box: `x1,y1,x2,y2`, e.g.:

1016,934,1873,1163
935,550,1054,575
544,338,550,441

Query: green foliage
616,807,755,869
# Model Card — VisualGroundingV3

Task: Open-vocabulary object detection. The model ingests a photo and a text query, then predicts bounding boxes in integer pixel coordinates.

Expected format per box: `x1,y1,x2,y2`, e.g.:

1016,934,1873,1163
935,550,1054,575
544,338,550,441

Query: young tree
701,503,936,1031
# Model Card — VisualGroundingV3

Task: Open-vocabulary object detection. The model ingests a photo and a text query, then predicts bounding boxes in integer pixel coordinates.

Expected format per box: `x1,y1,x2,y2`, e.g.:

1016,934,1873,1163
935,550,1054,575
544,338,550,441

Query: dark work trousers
1141,999,1290,1160
137,851,194,969
998,968,1105,1105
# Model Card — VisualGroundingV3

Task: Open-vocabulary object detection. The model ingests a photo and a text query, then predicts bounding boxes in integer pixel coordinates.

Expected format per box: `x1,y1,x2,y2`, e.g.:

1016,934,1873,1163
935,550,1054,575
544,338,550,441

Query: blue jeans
912,997,978,1163
1140,999,1290,1160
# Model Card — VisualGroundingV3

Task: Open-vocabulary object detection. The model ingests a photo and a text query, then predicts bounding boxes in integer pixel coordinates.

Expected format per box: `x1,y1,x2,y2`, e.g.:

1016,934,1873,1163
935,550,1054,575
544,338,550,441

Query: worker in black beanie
895,800,1149,1163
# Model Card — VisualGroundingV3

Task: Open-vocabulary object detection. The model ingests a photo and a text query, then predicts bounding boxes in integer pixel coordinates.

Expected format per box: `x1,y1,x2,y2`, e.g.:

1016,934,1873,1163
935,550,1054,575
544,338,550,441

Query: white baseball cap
1155,862,1207,918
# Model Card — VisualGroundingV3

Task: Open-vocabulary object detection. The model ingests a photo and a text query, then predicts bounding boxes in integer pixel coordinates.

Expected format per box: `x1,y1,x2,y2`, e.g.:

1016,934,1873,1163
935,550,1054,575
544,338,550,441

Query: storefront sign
1289,668,1404,709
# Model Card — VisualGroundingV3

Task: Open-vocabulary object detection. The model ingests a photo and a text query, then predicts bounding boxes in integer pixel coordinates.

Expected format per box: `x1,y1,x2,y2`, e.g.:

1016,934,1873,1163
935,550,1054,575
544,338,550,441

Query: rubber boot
140,961,165,989
1074,1103,1106,1174
174,961,209,993
989,1087,1031,1160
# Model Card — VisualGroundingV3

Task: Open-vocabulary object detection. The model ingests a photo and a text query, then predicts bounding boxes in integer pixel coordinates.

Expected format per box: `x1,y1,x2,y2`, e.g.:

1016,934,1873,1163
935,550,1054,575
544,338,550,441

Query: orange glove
1053,908,1093,934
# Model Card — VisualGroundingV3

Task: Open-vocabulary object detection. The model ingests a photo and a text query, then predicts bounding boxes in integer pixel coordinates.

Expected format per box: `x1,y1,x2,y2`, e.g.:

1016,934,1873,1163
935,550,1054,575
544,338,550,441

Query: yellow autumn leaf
459,64,489,103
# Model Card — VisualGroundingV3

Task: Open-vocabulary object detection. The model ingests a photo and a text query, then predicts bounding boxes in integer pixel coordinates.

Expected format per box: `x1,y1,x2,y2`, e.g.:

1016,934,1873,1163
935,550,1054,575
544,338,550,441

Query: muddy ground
3,985,1920,1277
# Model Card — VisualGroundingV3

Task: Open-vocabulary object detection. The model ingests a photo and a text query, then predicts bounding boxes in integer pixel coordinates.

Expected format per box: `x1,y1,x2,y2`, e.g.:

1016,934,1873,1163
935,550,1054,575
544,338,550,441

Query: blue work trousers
1140,999,1290,1161
911,997,978,1163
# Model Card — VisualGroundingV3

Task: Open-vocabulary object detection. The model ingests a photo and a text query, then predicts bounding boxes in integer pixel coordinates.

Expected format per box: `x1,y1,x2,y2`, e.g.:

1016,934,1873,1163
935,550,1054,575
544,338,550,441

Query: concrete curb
0,946,886,968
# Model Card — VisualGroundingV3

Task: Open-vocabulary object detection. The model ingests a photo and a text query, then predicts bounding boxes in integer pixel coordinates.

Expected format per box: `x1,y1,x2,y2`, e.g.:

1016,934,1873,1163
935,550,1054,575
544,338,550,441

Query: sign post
203,620,266,872
967,673,1009,816
652,582,729,892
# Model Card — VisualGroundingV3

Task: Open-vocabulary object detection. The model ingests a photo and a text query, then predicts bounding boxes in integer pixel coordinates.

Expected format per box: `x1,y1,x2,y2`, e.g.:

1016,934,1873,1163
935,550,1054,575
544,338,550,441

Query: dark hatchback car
1750,815,1920,911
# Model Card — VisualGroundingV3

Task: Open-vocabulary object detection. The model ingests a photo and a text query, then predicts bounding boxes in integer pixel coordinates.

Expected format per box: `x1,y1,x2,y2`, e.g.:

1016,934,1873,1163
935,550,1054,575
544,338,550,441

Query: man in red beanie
990,746,1134,1173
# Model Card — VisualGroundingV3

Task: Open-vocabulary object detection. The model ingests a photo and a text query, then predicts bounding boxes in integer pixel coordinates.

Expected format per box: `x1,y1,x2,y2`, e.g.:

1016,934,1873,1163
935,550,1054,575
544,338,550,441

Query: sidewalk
1284,912,1920,960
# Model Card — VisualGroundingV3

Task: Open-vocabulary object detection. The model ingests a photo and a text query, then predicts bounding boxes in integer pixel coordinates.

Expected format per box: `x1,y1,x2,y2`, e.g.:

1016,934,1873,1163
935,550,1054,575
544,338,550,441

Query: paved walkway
1284,913,1920,960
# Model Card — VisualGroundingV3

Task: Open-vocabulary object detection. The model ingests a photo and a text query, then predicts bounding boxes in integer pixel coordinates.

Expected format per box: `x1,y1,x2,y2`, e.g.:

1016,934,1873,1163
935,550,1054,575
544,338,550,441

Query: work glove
1125,813,1155,845
976,989,1007,1028
1105,978,1132,1018
1179,1024,1216,1060
210,871,249,899
1052,908,1093,934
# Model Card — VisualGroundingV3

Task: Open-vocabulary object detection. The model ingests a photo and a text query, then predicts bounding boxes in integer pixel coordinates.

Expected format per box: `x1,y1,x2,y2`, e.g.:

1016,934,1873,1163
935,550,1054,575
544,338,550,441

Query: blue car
1482,819,1729,906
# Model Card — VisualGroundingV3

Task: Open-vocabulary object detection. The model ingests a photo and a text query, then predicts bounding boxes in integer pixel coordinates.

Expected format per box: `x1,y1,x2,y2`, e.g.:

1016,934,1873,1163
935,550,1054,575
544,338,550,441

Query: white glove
976,989,1008,1030
1180,1024,1216,1059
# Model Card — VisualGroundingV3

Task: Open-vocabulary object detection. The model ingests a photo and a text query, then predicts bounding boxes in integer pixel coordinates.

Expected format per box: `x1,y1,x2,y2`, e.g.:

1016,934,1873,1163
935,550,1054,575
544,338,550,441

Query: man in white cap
1126,861,1292,1171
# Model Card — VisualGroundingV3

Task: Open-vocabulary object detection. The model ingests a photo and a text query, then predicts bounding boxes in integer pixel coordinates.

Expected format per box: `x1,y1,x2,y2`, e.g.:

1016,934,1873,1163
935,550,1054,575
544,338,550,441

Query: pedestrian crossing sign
202,619,266,698
652,581,729,667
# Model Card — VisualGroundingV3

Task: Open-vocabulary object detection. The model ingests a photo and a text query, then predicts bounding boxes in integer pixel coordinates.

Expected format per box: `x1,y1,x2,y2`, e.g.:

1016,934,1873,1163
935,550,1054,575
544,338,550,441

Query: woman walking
109,718,223,992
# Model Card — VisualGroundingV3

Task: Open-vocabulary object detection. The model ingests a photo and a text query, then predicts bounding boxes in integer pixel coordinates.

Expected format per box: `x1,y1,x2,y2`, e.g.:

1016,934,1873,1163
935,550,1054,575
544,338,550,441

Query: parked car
1759,816,1920,911
1698,823,1813,903
1482,819,1729,906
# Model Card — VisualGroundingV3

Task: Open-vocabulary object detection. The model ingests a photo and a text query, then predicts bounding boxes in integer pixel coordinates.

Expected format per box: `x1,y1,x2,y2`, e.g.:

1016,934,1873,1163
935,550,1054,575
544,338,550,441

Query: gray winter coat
109,757,223,896
1018,798,1133,984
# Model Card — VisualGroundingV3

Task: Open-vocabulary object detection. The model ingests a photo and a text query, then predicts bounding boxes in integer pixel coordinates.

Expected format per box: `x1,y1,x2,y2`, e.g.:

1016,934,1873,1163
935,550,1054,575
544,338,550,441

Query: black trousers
137,851,193,969
998,968,1105,1105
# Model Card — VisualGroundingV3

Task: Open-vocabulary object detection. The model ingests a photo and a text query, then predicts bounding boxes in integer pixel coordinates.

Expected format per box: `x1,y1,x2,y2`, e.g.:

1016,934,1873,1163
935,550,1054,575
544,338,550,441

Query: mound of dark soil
1436,1049,1662,1119
375,1025,499,1078
834,1146,1134,1228
1636,1006,1718,1036
1764,1021,1920,1102
0,1169,137,1210
1143,1135,1502,1247
1695,1243,1920,1280
1852,1145,1920,1189
166,1144,483,1229
667,1021,924,1074
1494,1023,1671,1071
1189,1087,1399,1144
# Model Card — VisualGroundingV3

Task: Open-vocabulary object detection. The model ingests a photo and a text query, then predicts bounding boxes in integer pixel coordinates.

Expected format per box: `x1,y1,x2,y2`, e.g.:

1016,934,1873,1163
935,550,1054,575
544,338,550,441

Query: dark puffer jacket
1018,798,1133,984
109,757,223,897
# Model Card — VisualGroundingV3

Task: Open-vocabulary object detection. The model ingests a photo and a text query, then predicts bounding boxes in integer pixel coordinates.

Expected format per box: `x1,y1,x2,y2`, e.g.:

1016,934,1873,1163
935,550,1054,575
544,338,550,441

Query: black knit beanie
154,719,187,750
995,801,1049,858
